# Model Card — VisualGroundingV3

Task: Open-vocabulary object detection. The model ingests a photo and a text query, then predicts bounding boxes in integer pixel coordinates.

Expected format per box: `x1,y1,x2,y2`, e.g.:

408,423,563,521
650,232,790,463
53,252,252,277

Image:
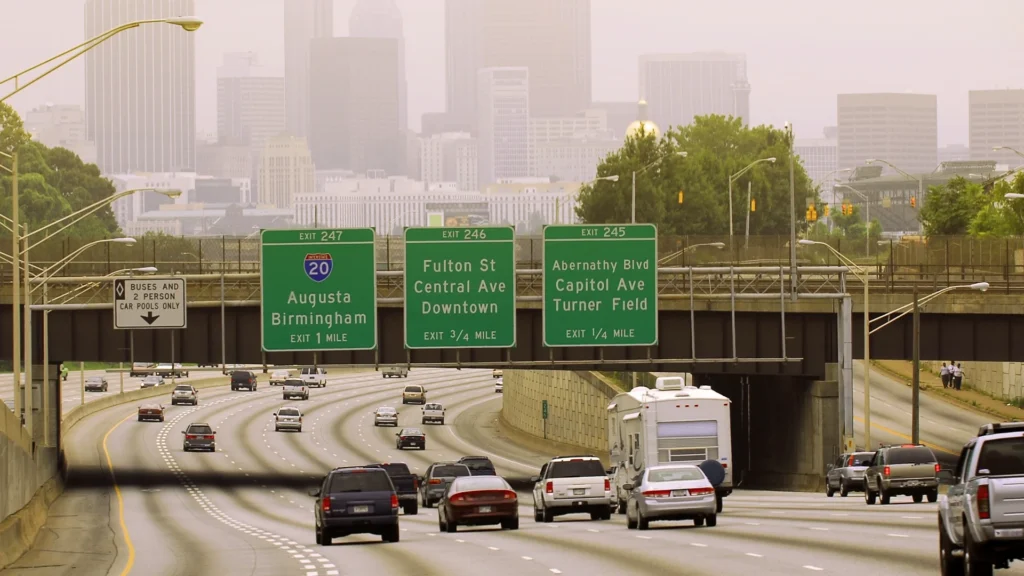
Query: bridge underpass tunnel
694,374,840,492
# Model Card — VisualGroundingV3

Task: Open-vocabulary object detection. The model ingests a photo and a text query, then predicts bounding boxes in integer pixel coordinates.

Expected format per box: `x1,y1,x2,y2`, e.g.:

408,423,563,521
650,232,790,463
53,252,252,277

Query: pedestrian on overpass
940,363,950,388
953,363,964,391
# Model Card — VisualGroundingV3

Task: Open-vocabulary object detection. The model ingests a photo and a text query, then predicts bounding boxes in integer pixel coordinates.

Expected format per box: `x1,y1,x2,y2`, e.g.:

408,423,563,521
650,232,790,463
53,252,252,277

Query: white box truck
607,375,733,513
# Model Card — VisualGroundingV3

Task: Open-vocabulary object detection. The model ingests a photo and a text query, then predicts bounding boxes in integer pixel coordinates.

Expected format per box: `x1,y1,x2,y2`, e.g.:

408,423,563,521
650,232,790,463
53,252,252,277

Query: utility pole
744,181,752,250
911,285,920,444
787,123,797,301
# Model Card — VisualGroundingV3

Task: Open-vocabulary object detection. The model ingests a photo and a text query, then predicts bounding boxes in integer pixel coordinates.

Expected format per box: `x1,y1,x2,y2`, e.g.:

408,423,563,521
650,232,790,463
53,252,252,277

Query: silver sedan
373,406,399,426
625,464,718,529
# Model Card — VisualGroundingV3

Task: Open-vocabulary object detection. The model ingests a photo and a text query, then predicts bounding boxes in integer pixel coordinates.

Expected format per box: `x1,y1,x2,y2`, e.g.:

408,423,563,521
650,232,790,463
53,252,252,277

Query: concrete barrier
500,370,616,461
922,361,1024,402
0,376,228,570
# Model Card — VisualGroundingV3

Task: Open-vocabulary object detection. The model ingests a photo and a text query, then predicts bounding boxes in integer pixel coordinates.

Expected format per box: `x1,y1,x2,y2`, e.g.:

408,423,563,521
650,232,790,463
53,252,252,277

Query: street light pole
22,233,32,437
912,285,920,444
631,170,636,224
631,151,686,225
788,122,797,303
10,152,20,425
728,156,777,248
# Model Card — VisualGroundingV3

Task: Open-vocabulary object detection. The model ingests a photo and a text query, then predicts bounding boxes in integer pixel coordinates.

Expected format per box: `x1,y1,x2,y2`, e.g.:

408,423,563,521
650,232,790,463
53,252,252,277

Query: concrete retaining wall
0,376,228,570
500,370,617,458
923,361,1024,401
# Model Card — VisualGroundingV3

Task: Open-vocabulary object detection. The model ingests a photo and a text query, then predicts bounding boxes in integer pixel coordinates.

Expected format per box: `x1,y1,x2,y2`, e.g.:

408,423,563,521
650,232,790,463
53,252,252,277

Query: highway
7,367,1022,576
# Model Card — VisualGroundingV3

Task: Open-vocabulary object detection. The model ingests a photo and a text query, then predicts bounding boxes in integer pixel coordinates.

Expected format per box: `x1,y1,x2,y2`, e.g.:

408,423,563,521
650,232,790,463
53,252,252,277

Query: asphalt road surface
7,367,1024,576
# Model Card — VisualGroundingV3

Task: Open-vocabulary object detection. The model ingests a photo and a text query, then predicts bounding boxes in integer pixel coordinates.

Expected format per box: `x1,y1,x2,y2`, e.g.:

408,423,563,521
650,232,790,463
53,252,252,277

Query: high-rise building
529,109,618,182
308,37,403,176
284,0,333,138
837,93,938,175
939,144,971,165
969,89,1024,169
638,52,750,132
84,0,196,173
257,134,315,209
350,0,408,134
217,52,285,148
420,132,478,190
589,102,636,139
24,104,97,165
477,67,530,185
446,0,590,130
794,127,839,190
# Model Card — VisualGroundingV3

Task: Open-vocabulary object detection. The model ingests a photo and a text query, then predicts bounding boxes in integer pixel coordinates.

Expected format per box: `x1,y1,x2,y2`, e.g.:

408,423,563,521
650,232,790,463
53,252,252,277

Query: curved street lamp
560,174,620,224
632,151,687,224
728,157,776,241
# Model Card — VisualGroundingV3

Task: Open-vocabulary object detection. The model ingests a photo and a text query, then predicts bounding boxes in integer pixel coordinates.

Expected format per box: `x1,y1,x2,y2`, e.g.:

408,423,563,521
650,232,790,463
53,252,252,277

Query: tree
918,176,985,236
576,115,816,236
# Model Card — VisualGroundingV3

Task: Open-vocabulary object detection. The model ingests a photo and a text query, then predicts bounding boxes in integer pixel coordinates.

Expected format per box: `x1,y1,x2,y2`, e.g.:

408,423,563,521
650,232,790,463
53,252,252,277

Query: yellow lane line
102,412,138,576
854,415,958,455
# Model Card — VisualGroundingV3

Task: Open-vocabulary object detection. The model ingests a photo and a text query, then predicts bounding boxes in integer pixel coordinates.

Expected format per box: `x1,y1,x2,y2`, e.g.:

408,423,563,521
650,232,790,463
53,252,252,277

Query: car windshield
378,463,412,476
279,409,300,417
647,467,706,482
187,425,212,434
425,404,442,410
231,372,250,381
432,465,471,478
284,379,304,386
86,376,102,382
328,470,392,493
301,367,318,374
888,447,936,465
849,453,874,466
405,386,422,393
377,408,396,414
144,376,160,381
460,458,494,471
548,459,606,478
401,429,423,436
174,386,192,392
977,438,1024,476
273,370,289,376
453,476,508,491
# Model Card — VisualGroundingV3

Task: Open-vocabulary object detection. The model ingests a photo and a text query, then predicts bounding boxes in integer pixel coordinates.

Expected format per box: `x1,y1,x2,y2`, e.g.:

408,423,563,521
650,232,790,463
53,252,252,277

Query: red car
438,475,519,533
138,403,165,422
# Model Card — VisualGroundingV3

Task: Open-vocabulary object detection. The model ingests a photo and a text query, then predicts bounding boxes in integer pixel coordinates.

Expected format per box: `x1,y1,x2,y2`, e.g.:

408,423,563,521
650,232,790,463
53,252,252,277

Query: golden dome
625,99,659,139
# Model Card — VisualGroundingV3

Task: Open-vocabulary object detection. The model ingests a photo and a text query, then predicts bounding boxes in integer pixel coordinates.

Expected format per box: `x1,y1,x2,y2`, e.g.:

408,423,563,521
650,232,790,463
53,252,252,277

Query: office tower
837,93,938,175
258,135,315,209
591,101,640,139
421,132,478,190
24,104,97,165
350,0,407,133
530,109,618,182
969,89,1024,169
638,52,750,132
446,0,590,130
477,67,530,184
84,0,196,173
217,52,285,148
939,144,971,165
284,0,333,138
308,37,403,175
794,127,839,189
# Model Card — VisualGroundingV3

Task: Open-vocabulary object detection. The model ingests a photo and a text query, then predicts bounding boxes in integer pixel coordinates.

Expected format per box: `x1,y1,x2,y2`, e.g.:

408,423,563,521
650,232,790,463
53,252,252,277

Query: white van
607,376,733,514
300,366,327,388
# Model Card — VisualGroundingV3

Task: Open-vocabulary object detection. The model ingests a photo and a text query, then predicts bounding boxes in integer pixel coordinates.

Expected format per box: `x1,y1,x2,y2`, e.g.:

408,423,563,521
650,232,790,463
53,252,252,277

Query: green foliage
919,173,1024,238
0,103,120,242
576,115,816,235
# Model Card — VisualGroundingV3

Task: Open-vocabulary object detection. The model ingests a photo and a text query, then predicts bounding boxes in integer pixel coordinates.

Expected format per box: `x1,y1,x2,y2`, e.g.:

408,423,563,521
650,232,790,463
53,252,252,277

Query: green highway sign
542,399,549,420
543,224,658,347
260,228,377,352
404,226,516,349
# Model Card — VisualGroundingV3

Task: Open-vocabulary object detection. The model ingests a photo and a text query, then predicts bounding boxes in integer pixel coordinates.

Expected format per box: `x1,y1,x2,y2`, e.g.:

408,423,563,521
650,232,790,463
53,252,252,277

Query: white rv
607,376,733,513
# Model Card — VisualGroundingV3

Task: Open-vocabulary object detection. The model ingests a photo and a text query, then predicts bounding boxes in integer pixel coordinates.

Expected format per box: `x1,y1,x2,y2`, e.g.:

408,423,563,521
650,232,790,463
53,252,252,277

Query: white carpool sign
113,277,187,329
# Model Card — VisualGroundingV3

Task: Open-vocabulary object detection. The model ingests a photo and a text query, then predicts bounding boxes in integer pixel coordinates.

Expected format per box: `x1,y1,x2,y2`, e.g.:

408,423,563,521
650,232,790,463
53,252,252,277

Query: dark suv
311,467,400,545
458,456,496,476
231,371,258,391
864,444,941,504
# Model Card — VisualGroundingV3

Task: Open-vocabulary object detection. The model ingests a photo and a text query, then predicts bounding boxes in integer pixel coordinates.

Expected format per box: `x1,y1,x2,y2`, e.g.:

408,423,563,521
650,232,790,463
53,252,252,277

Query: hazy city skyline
3,0,1023,145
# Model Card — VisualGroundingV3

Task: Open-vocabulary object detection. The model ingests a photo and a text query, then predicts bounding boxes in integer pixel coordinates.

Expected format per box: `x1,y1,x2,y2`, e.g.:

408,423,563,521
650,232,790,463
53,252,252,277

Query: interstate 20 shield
303,253,333,283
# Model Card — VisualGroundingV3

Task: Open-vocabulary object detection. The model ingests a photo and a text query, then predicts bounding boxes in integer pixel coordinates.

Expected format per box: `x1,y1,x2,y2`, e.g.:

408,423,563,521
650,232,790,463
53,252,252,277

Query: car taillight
643,490,672,498
186,435,197,440
390,494,399,509
204,435,215,440
413,478,419,489
883,466,890,477
689,487,715,496
935,463,942,473
604,478,611,491
321,496,331,512
429,479,442,485
503,490,516,500
545,481,553,494
978,485,991,520
450,494,464,503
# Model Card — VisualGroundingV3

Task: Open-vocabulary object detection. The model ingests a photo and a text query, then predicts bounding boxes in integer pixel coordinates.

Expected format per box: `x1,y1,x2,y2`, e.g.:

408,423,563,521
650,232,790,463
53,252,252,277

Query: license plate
905,481,921,487
352,505,369,514
573,489,585,496
671,490,689,497
996,529,1024,538
478,506,492,513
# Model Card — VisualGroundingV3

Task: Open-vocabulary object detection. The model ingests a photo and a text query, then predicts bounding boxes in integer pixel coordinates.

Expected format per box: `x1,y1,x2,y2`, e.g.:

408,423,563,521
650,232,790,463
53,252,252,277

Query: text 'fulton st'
550,257,652,312
413,258,506,316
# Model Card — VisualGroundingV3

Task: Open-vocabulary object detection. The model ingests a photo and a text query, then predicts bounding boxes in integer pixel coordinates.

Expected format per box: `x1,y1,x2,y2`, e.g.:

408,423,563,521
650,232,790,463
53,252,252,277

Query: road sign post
543,224,658,347
260,228,377,352
404,226,516,349
113,277,186,329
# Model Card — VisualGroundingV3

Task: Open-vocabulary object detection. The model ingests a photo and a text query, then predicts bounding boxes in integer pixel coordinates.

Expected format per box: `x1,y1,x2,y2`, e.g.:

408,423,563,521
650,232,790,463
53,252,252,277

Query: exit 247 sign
113,277,187,329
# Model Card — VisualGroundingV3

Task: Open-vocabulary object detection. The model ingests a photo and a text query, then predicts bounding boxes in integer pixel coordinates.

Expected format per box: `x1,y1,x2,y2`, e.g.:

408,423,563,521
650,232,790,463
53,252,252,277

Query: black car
458,456,496,476
311,466,400,545
396,428,426,450
230,371,258,391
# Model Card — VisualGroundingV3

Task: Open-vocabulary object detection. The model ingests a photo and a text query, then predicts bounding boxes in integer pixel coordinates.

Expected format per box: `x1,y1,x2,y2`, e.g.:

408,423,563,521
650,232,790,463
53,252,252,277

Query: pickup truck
130,362,156,377
301,366,327,388
155,363,189,378
382,366,408,378
366,462,419,515
282,378,309,401
421,403,445,425
863,444,940,505
939,422,1024,575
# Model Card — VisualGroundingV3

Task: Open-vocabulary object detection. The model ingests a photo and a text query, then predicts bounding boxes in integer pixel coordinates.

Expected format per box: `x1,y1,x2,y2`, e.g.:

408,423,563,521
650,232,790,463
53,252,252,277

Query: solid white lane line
745,553,763,558
803,566,824,571
488,546,499,551
522,556,533,561
690,542,707,547
886,533,909,538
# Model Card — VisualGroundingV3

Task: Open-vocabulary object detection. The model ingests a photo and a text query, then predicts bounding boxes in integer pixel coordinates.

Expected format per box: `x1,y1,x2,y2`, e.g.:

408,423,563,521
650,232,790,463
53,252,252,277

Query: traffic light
678,191,684,204
910,196,917,208
823,204,830,217
805,206,818,222
750,198,756,212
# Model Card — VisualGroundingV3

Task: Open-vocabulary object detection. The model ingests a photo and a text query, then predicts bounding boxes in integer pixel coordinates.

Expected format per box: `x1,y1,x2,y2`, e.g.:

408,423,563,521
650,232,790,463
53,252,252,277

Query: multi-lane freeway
6,367,1022,576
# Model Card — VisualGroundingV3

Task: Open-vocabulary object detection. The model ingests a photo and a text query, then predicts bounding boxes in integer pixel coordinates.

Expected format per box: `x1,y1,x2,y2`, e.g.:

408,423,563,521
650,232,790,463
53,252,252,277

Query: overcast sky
3,0,1022,144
